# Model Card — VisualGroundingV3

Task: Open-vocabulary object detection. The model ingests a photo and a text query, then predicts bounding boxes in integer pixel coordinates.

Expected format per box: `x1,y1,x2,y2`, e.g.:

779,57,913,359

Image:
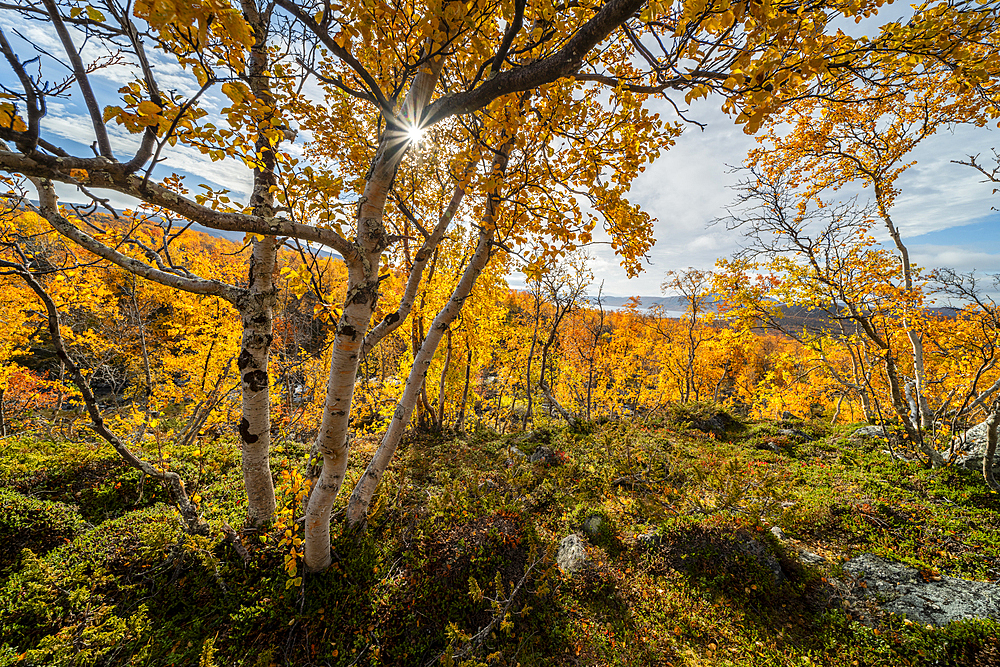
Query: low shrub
0,488,86,575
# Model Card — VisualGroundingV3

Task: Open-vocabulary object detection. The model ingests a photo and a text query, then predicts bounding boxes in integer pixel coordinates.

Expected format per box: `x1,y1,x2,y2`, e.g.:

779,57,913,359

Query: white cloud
40,112,254,200
911,246,1000,274
586,99,757,296
585,99,1000,298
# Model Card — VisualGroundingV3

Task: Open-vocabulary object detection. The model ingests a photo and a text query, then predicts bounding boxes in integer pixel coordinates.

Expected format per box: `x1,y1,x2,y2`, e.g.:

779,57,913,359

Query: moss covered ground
1,409,998,666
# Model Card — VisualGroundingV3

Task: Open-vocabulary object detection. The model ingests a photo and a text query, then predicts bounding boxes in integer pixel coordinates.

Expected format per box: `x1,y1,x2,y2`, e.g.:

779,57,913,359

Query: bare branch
41,0,113,158
31,177,246,303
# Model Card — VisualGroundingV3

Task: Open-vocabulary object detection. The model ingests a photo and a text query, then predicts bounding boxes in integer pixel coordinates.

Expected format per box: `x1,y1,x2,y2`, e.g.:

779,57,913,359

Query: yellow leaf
137,100,161,116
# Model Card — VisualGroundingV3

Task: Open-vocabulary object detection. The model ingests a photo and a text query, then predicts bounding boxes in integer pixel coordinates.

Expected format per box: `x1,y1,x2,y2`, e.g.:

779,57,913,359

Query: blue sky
2,8,998,298
910,216,1000,258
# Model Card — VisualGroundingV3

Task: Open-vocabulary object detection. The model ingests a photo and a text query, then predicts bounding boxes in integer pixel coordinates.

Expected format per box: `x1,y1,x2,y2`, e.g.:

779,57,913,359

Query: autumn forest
1,0,1000,664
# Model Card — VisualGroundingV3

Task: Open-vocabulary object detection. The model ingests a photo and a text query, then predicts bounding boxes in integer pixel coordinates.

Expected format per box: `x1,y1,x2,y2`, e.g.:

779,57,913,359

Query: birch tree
0,0,996,572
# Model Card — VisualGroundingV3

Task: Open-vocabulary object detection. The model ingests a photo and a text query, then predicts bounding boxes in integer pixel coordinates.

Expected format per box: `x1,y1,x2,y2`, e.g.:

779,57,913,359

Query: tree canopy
0,0,997,571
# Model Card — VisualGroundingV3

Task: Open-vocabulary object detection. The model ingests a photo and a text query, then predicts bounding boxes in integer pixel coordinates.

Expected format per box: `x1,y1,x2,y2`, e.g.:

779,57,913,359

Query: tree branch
0,149,357,256
2,254,205,533
31,177,246,303
424,0,645,124
363,168,471,354
41,0,113,158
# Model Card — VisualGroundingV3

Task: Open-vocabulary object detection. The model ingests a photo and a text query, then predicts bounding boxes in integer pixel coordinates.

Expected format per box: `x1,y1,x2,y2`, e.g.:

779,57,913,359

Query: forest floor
2,405,999,666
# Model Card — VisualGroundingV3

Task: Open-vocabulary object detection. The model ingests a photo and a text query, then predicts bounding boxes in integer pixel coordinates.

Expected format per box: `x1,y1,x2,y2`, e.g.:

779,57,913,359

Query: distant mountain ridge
582,295,722,312
583,295,961,328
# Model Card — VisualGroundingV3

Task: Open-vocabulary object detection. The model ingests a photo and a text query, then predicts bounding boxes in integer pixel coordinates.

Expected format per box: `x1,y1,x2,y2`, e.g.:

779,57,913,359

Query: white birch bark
343,144,511,527
302,59,444,571
235,0,284,525
237,237,279,526
984,406,1000,493
877,191,933,430
345,215,499,526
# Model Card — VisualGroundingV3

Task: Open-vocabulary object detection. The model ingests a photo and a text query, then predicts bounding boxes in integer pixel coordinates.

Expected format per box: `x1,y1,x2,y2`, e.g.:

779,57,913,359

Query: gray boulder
954,421,998,473
556,534,587,573
505,446,527,466
766,526,825,564
636,532,663,548
797,549,825,565
777,428,814,442
529,446,556,464
962,421,990,450
738,538,786,583
582,515,605,539
853,425,888,439
844,554,1000,626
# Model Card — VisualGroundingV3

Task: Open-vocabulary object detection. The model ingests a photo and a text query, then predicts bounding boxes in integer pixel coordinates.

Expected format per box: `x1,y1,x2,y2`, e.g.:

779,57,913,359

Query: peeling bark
985,407,1000,494
238,236,279,526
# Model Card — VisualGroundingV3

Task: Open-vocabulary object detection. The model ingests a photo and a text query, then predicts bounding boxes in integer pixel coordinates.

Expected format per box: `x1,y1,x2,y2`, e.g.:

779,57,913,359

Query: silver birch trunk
343,143,511,528
237,237,279,526
302,59,444,571
984,406,1000,493
345,221,498,526
236,0,283,526
877,191,933,430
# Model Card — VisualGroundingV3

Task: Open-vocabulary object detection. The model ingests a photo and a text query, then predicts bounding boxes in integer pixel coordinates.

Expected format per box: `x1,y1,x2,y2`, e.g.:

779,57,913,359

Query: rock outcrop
556,534,587,573
844,554,1000,627
954,420,999,474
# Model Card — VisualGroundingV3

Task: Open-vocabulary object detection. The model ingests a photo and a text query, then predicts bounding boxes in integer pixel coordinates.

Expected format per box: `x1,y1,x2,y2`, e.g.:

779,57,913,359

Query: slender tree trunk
9,261,204,532
538,304,575,425
585,296,604,422
346,224,498,525
127,279,153,412
303,57,444,572
984,406,1000,493
832,393,845,424
685,310,697,403
345,143,511,527
416,317,436,430
456,346,473,435
877,190,933,430
522,288,540,429
435,328,453,431
586,363,594,422
235,0,284,527
237,237,279,526
886,354,943,466
494,387,505,431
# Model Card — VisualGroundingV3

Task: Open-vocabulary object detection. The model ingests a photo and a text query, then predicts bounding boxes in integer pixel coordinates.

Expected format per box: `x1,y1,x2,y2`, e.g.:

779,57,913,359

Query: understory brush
1,408,999,666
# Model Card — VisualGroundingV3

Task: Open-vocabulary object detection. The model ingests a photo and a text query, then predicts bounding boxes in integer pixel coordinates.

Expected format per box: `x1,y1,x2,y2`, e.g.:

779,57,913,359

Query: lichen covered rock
844,554,1000,627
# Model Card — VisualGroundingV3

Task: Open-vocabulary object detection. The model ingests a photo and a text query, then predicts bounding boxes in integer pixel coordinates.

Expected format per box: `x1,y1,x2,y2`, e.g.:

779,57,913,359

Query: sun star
407,125,425,144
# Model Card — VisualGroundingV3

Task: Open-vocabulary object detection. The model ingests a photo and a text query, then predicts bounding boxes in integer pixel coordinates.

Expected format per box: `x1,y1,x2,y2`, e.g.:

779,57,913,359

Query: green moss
1,417,999,666
0,505,176,661
569,505,619,551
0,435,168,523
0,488,86,575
